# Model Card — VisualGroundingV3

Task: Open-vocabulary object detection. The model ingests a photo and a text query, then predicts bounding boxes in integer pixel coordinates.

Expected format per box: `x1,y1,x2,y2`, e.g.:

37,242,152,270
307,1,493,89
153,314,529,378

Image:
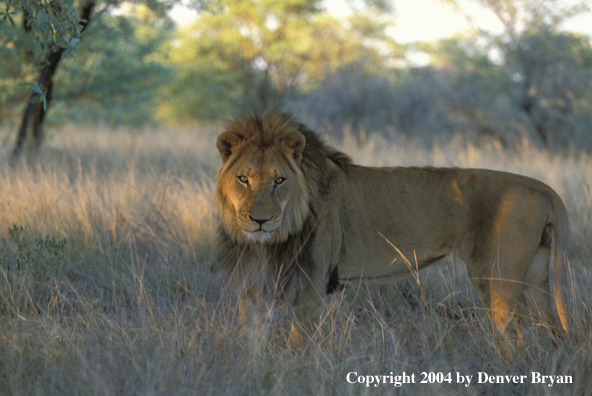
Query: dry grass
0,125,591,395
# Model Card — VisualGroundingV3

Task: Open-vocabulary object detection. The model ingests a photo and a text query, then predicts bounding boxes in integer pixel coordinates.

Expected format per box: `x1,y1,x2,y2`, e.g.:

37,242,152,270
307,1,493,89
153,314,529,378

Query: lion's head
216,112,326,244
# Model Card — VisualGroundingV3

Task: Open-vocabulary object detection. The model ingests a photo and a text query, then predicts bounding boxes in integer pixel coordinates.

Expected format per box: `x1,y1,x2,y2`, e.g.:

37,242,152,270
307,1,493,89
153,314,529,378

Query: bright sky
169,0,592,44
382,0,505,43
327,0,592,43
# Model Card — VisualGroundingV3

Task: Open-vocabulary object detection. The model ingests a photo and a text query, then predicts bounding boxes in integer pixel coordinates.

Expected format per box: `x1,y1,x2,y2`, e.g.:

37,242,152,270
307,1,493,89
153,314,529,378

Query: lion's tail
550,191,570,335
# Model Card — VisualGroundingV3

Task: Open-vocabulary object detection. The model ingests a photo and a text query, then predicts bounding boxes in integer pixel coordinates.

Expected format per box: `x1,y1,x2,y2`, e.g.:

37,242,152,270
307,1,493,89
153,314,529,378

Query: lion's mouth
243,230,274,243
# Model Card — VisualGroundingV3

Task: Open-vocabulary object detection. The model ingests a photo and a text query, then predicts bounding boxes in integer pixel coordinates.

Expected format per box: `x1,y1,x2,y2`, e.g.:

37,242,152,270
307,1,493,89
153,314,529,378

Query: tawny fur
215,111,570,346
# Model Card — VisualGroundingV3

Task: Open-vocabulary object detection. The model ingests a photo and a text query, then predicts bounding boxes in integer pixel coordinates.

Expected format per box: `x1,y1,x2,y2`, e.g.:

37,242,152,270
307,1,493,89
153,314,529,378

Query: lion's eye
237,175,248,184
275,177,286,185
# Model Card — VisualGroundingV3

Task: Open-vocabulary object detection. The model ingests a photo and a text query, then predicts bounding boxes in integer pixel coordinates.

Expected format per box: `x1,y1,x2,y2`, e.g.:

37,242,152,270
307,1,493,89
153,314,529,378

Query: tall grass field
0,125,591,395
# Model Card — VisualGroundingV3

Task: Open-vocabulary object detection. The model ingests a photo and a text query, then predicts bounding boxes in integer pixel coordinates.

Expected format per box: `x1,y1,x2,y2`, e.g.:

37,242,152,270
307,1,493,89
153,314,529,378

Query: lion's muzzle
249,214,275,226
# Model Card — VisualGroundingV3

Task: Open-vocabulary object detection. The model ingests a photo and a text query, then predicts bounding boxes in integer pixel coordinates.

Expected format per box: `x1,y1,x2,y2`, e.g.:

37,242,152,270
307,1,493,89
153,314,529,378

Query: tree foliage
428,0,592,146
293,0,592,148
155,0,398,123
51,6,174,125
2,0,203,156
2,0,84,56
2,0,592,152
0,19,36,128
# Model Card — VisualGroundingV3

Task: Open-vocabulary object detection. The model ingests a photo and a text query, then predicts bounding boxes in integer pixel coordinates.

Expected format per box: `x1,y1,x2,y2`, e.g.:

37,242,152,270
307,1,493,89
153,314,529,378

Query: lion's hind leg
466,249,532,337
521,222,569,336
521,238,555,330
467,222,556,341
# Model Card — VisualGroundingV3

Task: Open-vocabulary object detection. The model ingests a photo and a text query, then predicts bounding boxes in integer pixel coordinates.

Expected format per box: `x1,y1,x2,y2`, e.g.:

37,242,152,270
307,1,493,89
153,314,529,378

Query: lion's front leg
238,289,273,348
289,289,324,348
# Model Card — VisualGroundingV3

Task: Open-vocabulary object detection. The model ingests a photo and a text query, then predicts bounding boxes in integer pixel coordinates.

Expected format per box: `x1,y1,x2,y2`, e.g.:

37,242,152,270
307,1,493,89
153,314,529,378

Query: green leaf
31,81,42,94
30,95,41,104
17,82,31,87
42,96,47,111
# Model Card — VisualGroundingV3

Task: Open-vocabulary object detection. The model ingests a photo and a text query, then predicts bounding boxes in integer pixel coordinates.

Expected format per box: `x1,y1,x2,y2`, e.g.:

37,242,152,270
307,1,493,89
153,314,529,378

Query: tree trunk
31,79,54,148
519,85,548,147
12,1,95,159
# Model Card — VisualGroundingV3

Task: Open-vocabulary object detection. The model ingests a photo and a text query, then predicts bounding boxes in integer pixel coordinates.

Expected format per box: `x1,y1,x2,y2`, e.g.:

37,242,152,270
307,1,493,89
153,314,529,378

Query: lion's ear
283,132,306,165
216,131,244,163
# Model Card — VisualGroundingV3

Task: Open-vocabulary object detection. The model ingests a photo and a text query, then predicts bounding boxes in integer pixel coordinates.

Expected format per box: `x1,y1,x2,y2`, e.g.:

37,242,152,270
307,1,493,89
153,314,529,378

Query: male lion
215,111,570,347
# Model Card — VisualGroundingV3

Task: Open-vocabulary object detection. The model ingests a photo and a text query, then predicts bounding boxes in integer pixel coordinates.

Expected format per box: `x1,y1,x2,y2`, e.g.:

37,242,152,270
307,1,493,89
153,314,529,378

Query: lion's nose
249,214,274,225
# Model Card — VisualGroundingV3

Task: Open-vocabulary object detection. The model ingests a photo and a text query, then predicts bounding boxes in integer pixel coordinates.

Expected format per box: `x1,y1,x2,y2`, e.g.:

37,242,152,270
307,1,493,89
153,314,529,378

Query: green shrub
0,224,67,316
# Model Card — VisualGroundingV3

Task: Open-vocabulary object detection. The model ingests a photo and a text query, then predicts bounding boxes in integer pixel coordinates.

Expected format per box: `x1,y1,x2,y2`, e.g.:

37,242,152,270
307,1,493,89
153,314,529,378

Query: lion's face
216,121,310,244
221,146,300,243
